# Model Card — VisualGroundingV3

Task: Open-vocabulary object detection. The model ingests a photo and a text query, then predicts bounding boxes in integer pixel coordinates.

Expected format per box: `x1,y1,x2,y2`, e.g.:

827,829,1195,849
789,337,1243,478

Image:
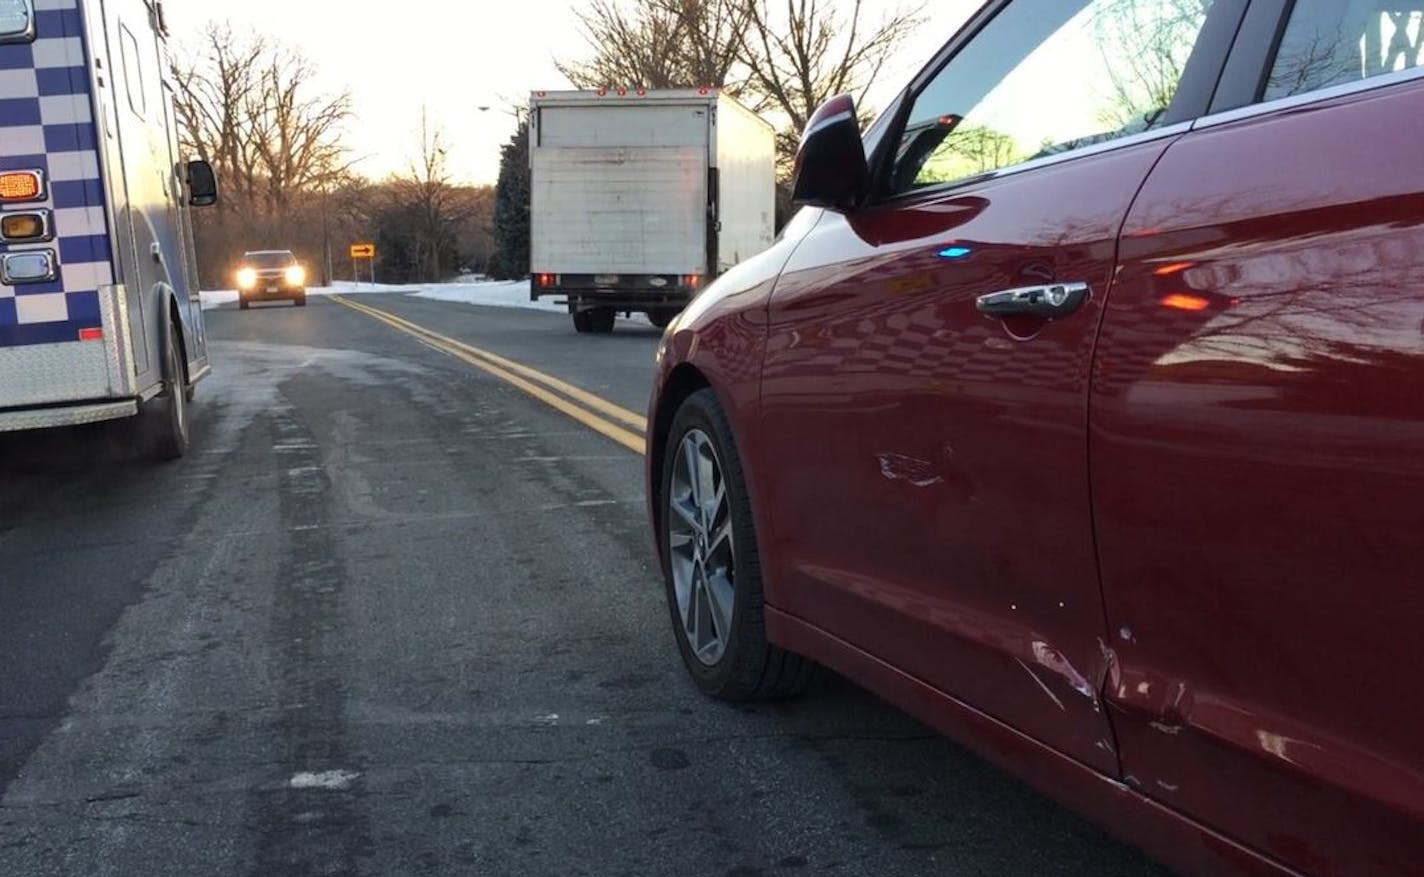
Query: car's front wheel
660,389,817,701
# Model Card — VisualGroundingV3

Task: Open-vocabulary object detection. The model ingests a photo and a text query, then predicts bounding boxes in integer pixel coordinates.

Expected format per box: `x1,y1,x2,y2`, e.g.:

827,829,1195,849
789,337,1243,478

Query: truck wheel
295,293,307,307
145,322,190,461
588,307,616,334
239,298,250,310
572,309,594,333
647,308,678,329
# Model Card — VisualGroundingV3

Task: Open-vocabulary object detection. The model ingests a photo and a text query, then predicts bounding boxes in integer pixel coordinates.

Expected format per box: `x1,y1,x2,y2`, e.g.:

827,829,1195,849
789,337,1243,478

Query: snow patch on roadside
201,278,652,325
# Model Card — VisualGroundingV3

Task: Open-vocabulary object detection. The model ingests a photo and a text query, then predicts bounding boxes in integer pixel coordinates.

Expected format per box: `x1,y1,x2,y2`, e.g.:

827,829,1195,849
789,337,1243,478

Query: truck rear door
532,102,709,276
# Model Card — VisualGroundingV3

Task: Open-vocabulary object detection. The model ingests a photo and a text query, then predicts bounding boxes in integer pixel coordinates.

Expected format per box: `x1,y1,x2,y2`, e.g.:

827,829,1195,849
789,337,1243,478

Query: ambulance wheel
146,322,190,461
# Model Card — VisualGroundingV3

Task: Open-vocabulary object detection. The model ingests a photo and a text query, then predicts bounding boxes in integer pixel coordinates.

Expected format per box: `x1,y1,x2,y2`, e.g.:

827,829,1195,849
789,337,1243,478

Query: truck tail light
536,273,558,287
79,327,104,342
0,170,44,203
681,274,703,289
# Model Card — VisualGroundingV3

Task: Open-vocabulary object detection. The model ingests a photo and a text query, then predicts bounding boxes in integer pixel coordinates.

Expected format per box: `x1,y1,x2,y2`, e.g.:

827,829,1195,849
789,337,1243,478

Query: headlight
236,267,257,289
285,265,306,286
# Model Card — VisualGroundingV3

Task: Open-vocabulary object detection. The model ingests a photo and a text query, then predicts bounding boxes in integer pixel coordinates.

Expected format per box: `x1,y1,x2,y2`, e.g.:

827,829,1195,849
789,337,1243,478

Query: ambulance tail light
0,210,51,242
0,0,36,45
0,170,44,203
1,250,57,285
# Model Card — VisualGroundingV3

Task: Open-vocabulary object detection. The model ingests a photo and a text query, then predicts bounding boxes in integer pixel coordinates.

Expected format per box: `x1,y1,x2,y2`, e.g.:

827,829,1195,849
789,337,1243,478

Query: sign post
350,243,376,286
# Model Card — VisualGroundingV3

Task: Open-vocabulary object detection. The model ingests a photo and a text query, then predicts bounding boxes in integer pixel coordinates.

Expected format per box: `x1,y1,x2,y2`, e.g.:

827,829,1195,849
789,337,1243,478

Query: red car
646,1,1424,875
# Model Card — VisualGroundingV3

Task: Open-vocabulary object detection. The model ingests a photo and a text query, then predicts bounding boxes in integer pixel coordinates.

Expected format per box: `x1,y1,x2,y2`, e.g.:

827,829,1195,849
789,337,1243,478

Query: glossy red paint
646,30,1424,877
1092,81,1424,875
754,142,1180,777
647,210,825,559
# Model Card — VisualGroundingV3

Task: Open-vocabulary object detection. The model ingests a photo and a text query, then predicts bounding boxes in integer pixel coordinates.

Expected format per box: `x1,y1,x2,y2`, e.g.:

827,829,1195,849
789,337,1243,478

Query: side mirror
186,160,218,207
791,94,869,211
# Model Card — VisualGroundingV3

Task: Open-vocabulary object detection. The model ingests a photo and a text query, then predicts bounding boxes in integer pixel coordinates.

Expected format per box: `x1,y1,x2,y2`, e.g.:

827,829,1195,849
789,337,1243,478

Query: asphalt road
0,294,1169,876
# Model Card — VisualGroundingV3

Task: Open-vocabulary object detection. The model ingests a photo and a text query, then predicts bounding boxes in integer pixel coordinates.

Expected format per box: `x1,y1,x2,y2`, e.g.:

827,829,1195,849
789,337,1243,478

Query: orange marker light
0,170,43,202
1153,261,1197,277
1161,293,1211,312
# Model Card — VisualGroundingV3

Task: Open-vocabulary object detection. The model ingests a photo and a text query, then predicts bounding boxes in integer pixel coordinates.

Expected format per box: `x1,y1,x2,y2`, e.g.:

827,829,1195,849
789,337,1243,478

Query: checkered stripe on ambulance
0,0,108,348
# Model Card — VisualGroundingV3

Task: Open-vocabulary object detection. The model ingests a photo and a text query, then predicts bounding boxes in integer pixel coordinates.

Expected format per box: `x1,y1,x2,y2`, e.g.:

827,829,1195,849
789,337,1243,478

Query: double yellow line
331,295,647,454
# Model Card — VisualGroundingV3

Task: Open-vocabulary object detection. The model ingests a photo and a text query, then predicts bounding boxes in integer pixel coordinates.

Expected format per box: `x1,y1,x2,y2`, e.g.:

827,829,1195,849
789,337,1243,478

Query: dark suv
236,250,307,308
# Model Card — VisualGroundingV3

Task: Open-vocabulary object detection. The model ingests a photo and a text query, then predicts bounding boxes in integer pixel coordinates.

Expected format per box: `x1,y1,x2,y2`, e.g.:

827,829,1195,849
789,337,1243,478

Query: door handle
976,282,1090,319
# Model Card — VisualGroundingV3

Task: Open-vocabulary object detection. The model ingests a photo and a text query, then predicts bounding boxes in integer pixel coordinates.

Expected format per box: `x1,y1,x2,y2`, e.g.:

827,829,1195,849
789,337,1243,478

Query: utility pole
321,182,332,287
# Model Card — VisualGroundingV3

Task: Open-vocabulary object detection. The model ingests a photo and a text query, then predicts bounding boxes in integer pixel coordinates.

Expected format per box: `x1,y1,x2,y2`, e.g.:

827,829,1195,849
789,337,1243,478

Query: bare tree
383,110,483,282
559,0,923,168
171,24,266,209
172,24,352,215
558,0,694,88
171,23,355,286
736,0,923,155
251,47,353,213
1091,0,1211,129
656,0,754,90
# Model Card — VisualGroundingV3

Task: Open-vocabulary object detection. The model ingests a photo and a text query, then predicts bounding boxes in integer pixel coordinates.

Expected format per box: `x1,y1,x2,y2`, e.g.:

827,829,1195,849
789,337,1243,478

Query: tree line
174,2,922,290
173,25,497,290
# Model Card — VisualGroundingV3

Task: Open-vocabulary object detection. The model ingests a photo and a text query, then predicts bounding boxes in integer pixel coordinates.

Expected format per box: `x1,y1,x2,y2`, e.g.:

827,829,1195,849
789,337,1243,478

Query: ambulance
0,0,216,459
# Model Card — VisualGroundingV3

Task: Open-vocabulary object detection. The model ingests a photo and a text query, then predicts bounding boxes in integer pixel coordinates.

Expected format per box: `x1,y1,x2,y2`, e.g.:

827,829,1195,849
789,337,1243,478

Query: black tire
572,309,594,333
145,322,190,461
647,308,678,329
659,388,817,701
294,290,307,306
587,306,616,334
239,298,250,310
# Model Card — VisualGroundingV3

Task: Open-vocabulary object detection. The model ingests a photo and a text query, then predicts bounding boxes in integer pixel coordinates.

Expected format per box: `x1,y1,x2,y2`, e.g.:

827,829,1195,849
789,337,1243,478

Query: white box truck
528,89,775,333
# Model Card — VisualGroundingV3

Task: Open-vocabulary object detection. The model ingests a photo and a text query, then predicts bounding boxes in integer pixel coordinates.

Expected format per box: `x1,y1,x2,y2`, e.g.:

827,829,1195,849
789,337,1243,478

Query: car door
1092,1,1424,873
758,0,1241,774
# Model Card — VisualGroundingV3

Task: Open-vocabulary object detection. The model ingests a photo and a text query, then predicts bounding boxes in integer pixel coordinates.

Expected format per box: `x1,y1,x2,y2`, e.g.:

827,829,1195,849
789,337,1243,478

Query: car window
887,0,1215,195
244,251,296,268
1264,1,1424,101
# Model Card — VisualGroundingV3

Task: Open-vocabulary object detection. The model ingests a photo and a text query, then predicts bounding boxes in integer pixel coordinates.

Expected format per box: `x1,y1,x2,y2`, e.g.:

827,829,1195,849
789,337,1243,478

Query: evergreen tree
490,120,531,280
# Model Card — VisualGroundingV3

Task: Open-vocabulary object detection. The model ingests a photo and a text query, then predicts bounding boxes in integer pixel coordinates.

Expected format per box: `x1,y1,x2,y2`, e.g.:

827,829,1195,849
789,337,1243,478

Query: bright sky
165,0,980,186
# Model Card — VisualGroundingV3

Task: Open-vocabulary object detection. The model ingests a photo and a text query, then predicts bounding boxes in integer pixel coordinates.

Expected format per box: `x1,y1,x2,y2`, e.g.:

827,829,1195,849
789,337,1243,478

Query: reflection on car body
646,2,1424,875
